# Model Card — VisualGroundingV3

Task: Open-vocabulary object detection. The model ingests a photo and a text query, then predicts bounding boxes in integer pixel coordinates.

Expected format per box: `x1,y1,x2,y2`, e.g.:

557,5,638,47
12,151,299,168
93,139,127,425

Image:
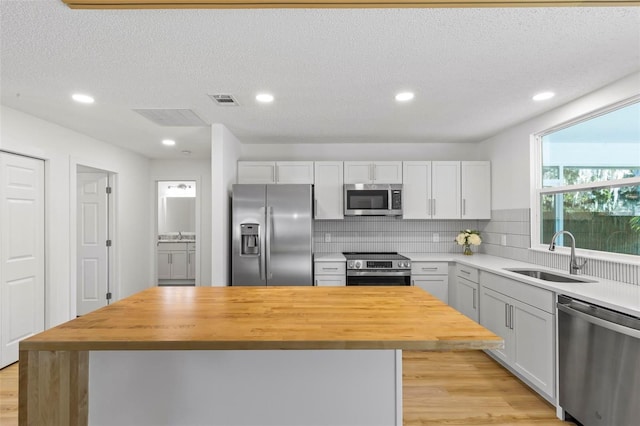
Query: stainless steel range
343,252,411,286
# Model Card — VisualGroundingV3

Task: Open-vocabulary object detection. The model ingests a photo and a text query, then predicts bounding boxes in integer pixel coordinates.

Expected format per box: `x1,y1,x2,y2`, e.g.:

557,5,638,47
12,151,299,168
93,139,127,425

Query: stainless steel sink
504,268,594,283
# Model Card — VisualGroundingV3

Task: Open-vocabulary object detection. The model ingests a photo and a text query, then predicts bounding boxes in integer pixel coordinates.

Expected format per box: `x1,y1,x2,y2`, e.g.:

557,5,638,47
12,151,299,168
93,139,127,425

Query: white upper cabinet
403,161,459,219
461,161,491,219
237,161,314,184
403,160,490,219
402,161,431,219
431,161,461,219
344,161,402,184
314,161,344,219
276,161,314,184
238,161,277,184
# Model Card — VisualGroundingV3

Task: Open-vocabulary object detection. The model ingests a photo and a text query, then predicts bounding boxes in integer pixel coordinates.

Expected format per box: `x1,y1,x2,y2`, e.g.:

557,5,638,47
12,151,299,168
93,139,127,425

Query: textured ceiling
1,1,639,159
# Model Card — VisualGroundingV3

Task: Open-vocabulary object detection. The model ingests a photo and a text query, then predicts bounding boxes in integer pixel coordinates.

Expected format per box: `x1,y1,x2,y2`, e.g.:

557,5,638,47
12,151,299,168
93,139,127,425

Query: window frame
530,95,640,261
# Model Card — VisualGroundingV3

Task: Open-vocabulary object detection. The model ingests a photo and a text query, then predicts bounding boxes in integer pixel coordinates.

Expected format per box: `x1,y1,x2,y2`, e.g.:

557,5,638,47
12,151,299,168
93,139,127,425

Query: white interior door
0,152,45,368
77,172,109,316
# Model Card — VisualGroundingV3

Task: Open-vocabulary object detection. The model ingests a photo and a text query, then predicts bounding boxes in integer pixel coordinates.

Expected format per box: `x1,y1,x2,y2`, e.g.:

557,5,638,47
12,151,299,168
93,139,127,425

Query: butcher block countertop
21,286,502,352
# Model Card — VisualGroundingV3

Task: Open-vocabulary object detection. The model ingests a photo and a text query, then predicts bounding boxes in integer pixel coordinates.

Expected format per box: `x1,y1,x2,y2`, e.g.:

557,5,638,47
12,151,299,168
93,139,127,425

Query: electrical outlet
433,233,440,243
325,233,331,243
501,235,507,246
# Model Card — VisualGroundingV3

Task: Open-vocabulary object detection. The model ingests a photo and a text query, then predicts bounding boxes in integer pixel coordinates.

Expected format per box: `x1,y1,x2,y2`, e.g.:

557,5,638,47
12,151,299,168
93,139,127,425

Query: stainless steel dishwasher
557,295,640,426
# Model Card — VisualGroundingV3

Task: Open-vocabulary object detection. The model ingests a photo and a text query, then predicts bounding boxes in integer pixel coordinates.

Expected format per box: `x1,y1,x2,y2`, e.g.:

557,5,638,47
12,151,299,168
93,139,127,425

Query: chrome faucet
178,231,183,240
548,230,587,275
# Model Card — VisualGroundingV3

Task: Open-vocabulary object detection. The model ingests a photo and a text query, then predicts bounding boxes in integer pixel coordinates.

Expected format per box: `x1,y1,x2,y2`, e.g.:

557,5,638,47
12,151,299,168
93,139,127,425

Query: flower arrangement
455,229,482,255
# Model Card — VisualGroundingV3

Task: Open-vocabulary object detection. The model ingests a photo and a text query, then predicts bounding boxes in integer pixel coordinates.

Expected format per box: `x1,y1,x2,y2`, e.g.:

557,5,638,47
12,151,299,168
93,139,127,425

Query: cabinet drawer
157,242,188,251
411,262,448,275
481,272,554,314
314,262,346,275
315,275,346,286
456,264,479,283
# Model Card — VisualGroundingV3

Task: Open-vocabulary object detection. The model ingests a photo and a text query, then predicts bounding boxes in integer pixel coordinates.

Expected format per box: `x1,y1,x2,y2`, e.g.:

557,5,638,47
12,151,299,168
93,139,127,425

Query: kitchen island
19,286,501,426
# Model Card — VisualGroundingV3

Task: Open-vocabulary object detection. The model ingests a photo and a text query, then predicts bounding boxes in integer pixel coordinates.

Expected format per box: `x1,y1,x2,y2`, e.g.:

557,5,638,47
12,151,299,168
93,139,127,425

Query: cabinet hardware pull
462,199,466,216
473,288,476,309
323,267,338,270
422,267,437,271
460,269,470,274
510,305,514,330
505,303,509,328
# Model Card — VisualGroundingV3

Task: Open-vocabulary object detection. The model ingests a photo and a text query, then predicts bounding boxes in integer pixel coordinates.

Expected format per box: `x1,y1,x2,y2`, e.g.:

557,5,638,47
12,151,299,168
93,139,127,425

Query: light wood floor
0,351,573,426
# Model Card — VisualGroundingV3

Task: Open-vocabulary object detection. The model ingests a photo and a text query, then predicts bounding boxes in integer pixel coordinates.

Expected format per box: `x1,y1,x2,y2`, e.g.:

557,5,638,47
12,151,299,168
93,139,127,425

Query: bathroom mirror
157,181,196,235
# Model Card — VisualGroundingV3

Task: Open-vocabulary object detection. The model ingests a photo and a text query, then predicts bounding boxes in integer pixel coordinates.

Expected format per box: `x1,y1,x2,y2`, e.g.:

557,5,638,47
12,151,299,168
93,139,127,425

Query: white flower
469,234,482,246
455,234,466,245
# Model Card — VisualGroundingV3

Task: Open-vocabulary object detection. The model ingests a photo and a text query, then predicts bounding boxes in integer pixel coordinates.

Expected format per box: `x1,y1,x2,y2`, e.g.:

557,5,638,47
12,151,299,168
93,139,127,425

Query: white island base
89,349,402,426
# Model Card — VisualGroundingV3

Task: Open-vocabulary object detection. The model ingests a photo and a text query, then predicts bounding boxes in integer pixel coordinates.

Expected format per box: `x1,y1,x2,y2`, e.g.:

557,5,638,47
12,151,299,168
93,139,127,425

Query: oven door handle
347,270,411,277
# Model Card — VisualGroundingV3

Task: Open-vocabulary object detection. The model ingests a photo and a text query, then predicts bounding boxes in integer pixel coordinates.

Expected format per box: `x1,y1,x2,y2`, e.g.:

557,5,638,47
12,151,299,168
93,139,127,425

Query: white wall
240,141,482,161
211,124,242,286
150,159,212,286
480,71,640,210
0,106,151,327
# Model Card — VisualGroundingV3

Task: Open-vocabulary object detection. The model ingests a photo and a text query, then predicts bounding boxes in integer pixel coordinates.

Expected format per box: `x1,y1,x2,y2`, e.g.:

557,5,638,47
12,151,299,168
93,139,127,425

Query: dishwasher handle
557,302,640,339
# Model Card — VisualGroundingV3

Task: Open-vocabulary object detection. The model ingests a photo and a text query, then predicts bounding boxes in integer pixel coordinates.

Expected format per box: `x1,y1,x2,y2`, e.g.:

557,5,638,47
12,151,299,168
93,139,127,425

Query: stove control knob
354,261,362,269
348,261,354,268
406,261,411,268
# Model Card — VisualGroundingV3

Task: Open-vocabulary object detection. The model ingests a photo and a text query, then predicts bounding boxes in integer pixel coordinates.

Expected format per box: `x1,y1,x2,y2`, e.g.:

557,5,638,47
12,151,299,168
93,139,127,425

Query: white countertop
314,252,640,317
402,252,640,317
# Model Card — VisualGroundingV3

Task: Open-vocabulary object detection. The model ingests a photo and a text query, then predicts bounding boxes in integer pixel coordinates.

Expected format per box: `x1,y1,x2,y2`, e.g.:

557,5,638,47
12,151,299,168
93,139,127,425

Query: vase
463,244,473,255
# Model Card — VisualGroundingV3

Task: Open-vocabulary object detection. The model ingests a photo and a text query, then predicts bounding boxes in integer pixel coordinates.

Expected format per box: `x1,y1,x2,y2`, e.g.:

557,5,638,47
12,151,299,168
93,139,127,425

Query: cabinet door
413,277,448,304
187,251,196,279
432,161,460,219
344,162,373,184
276,161,314,184
462,161,491,219
314,162,344,219
512,300,555,398
170,251,188,279
237,161,276,184
454,277,478,322
372,161,403,183
479,287,511,363
402,161,431,219
158,252,172,280
315,276,346,286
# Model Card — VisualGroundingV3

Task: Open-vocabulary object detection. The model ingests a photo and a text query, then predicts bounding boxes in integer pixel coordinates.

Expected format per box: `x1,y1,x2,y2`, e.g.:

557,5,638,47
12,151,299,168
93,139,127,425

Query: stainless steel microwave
344,184,403,216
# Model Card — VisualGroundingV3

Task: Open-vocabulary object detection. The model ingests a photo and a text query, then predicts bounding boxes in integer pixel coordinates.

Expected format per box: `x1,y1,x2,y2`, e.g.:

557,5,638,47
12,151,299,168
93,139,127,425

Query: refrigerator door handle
258,207,266,281
266,205,273,279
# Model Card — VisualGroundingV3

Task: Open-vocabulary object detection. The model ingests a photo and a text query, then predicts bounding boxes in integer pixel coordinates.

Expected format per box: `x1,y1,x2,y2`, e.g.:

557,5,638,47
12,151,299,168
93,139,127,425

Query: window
533,99,640,257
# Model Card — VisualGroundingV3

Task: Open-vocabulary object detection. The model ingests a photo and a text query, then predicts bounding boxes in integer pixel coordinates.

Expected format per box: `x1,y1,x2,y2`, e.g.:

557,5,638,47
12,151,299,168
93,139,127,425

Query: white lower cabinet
455,276,478,322
479,272,555,401
158,242,194,283
314,261,346,286
454,265,479,322
411,262,448,303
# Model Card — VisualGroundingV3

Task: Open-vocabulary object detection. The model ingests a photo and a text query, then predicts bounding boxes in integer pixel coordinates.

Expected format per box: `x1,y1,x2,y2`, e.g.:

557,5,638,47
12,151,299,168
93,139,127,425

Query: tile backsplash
314,216,487,254
314,208,639,285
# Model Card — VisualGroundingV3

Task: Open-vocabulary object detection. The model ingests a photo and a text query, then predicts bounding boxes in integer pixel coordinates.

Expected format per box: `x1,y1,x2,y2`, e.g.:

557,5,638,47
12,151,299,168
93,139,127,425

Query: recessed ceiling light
72,93,94,104
532,91,555,101
256,93,274,103
162,139,176,146
395,92,415,102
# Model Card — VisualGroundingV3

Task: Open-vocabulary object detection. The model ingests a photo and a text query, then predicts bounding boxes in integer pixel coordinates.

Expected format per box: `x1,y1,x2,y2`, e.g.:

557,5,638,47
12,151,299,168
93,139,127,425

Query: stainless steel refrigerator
232,184,313,286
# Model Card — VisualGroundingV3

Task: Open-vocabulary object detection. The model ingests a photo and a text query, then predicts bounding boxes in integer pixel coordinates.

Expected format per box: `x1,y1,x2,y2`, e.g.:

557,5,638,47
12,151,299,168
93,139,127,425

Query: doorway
156,181,197,286
76,165,114,316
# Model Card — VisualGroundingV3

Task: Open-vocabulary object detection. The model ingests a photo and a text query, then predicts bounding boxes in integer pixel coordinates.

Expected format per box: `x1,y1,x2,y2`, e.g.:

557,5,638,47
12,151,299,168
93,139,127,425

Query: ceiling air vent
209,94,239,106
133,109,207,126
